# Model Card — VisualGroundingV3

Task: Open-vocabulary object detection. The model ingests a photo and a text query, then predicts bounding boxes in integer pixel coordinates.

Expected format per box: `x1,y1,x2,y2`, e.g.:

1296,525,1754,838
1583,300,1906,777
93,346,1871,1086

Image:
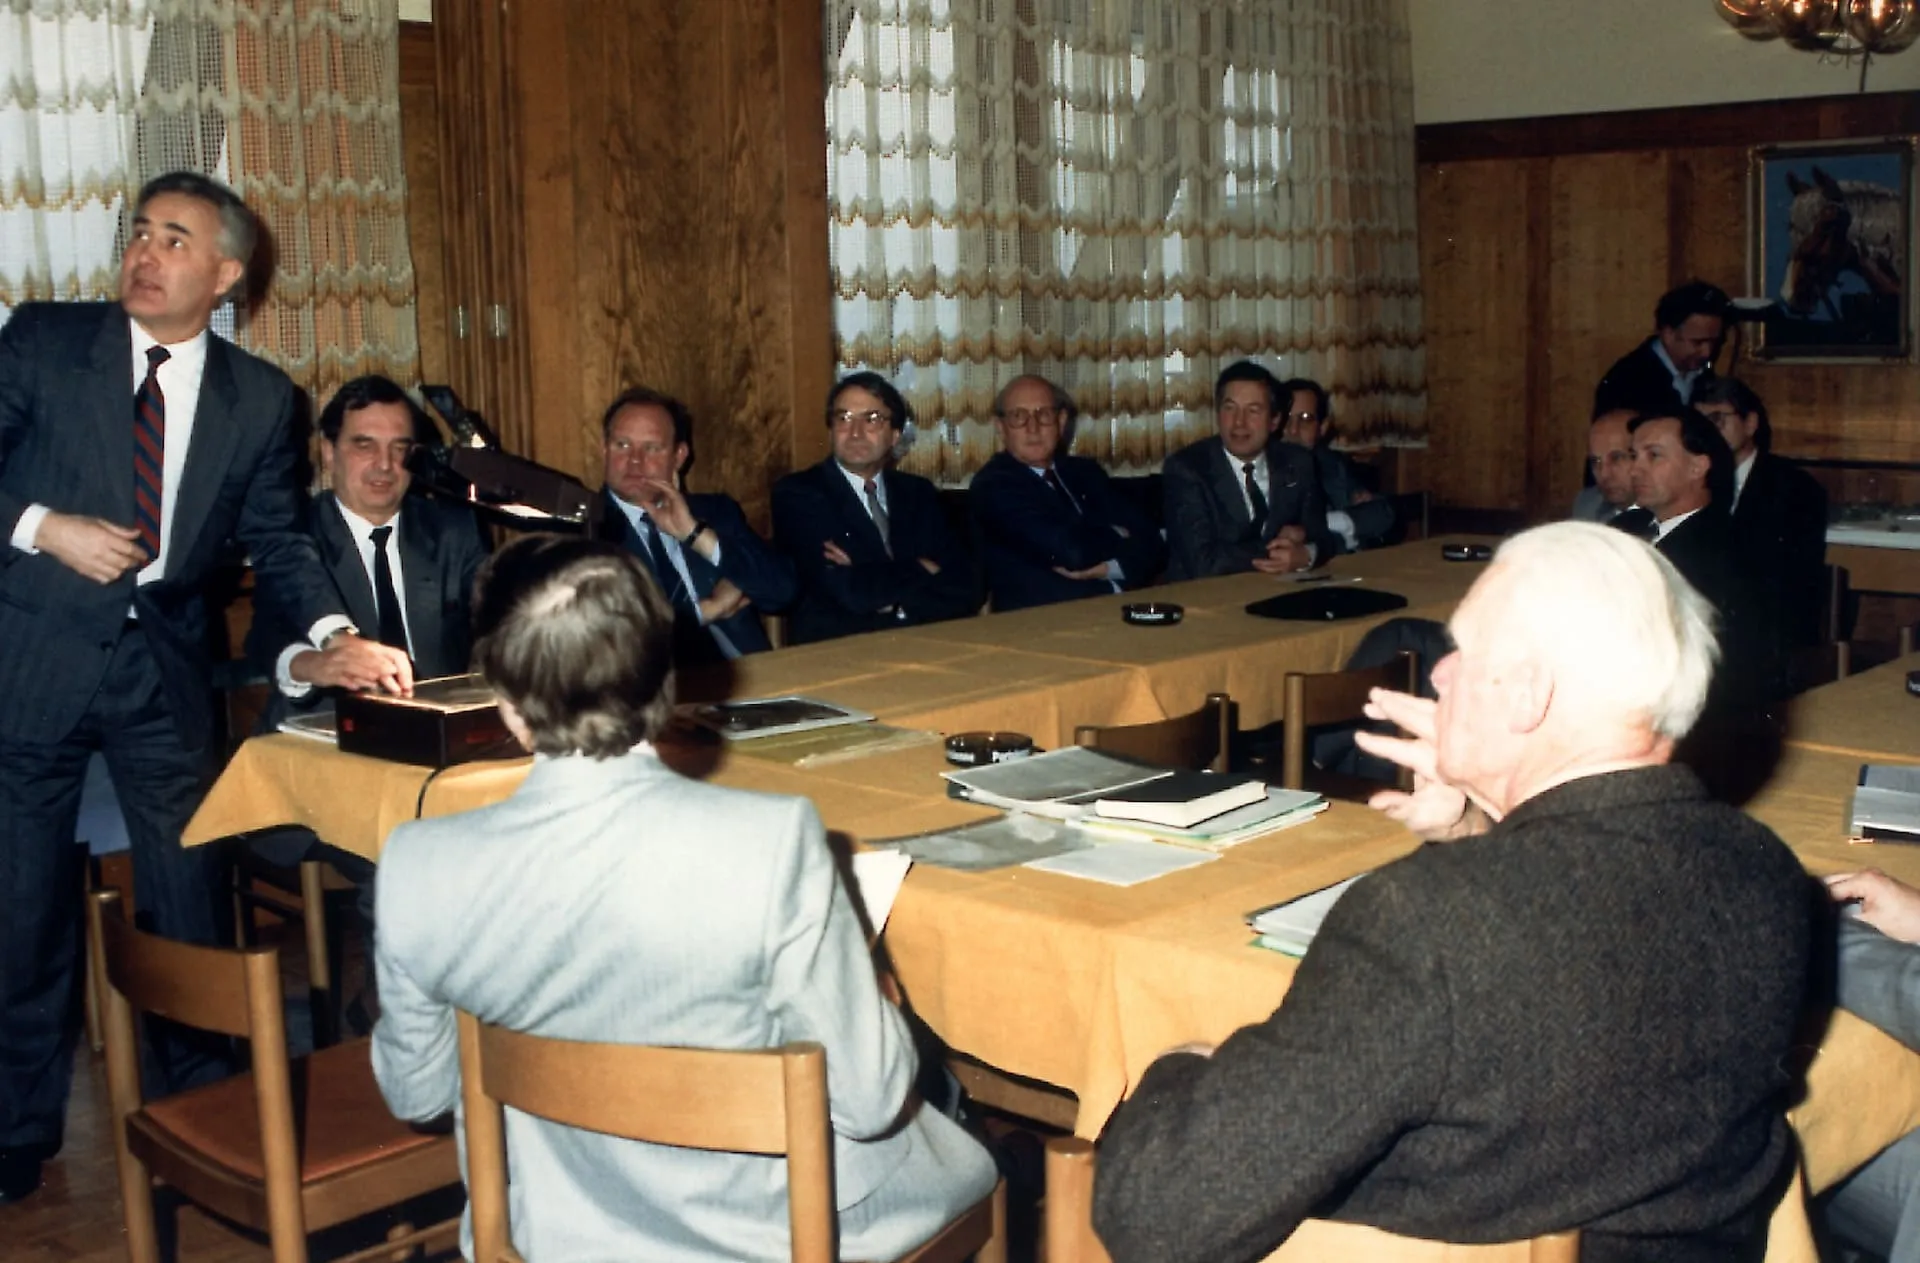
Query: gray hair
135,171,259,300
1491,522,1719,740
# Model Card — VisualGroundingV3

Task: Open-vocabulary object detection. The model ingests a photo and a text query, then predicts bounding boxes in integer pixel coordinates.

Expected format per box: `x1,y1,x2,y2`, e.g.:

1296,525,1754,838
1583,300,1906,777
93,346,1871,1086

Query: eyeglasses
831,409,893,432
1286,411,1320,424
999,407,1061,431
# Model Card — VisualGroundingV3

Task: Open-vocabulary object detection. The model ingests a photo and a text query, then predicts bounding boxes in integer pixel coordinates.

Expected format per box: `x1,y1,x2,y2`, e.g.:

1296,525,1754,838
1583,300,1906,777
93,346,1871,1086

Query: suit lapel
86,311,136,528
1208,441,1256,533
168,336,242,570
826,461,890,558
398,502,446,670
315,495,380,632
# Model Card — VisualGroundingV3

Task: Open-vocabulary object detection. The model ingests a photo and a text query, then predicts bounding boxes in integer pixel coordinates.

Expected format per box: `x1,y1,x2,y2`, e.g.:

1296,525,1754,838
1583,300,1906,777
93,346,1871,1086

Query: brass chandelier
1716,0,1920,89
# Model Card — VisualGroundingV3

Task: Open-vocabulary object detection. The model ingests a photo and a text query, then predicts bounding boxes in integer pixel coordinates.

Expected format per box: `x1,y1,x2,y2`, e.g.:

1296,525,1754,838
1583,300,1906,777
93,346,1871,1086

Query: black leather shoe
0,1148,44,1204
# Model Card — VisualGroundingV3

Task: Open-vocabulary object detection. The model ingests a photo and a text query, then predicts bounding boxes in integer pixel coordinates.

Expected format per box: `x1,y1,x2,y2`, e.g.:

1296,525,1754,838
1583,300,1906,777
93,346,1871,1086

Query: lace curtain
0,0,418,405
826,0,1426,483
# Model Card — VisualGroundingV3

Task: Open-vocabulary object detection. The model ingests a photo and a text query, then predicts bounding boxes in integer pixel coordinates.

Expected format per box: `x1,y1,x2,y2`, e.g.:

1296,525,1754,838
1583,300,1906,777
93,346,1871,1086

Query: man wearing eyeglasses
969,375,1164,611
771,372,976,643
1162,360,1331,580
1278,377,1396,554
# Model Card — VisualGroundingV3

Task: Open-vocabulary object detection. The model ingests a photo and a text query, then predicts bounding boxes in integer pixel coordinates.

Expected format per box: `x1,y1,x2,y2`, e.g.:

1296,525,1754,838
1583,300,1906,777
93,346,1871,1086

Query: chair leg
976,1178,1008,1263
298,862,342,1048
1044,1137,1111,1263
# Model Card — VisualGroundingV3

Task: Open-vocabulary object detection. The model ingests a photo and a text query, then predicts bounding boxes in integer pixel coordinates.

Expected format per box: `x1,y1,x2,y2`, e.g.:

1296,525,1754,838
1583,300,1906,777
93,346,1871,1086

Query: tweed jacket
1094,764,1812,1263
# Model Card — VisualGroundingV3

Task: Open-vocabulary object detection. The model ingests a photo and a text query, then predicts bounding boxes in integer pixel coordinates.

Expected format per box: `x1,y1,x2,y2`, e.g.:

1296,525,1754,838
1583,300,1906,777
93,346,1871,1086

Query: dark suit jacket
246,491,490,727
1161,436,1328,580
1093,765,1811,1263
1306,444,1396,553
592,488,797,663
770,459,976,644
1732,453,1828,649
968,451,1165,611
1593,338,1715,418
0,302,335,754
1654,508,1778,706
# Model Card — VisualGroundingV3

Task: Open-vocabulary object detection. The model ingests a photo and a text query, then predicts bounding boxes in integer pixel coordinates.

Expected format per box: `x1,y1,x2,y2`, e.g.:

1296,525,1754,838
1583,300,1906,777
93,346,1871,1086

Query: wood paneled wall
1411,92,1920,521
397,23,447,386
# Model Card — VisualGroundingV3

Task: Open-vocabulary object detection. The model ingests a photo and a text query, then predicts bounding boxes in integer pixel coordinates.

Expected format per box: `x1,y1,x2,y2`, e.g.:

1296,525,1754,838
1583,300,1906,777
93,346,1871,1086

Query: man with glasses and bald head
969,375,1164,611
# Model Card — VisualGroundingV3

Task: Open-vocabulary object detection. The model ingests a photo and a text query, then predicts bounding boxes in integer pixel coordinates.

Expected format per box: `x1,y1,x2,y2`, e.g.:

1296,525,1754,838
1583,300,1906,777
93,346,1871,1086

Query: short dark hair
1654,281,1732,332
1214,360,1283,414
317,375,438,447
1690,376,1772,453
600,386,695,473
1629,406,1736,511
471,535,676,758
134,171,259,281
827,371,910,432
1278,377,1330,424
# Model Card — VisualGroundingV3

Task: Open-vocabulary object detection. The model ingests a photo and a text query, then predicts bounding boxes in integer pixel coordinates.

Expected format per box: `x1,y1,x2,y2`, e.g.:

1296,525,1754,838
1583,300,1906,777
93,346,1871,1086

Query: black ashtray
1123,602,1184,626
945,731,1036,766
1907,670,1920,697
1441,543,1493,562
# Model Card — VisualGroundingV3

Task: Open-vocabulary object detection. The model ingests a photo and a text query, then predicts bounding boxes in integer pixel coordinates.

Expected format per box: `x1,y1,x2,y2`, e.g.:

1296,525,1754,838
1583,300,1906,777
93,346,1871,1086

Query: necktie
864,478,893,557
640,518,692,611
1043,466,1080,514
368,525,411,654
1611,507,1659,542
133,346,170,559
1242,460,1269,528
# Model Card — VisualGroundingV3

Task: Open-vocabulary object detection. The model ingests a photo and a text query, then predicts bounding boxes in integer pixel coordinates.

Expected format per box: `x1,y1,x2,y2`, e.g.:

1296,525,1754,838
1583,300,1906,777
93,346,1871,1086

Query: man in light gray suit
370,535,996,1261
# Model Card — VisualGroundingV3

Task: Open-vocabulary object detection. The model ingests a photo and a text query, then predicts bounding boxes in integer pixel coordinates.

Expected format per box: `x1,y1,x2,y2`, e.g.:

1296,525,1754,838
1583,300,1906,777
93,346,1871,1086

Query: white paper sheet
1023,839,1218,886
849,849,914,934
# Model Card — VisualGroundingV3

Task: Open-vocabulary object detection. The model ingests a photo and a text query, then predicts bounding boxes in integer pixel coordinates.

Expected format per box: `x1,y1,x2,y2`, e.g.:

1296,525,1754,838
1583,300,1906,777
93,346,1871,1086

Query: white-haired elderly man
1093,522,1812,1263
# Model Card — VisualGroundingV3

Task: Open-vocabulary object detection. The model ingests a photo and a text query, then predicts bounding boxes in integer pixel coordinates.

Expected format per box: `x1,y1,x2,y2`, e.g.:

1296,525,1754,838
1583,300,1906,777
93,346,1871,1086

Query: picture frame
1747,137,1915,363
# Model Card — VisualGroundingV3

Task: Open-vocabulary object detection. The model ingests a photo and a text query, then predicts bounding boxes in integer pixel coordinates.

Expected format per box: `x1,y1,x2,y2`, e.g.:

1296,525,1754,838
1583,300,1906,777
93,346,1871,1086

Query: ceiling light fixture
1717,0,1920,89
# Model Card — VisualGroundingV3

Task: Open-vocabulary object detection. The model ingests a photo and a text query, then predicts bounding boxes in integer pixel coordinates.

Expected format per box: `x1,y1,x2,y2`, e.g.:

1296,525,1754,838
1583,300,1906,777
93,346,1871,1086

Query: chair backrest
1386,490,1432,542
1074,692,1232,773
1281,651,1417,790
455,1012,836,1263
1822,564,1849,645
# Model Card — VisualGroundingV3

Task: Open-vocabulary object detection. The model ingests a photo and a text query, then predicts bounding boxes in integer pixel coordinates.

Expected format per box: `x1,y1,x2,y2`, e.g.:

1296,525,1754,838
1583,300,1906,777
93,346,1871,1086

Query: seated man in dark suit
1570,407,1637,524
1593,280,1731,417
1693,377,1829,651
771,372,976,643
1162,360,1330,580
1093,522,1811,1263
969,375,1164,611
1278,376,1395,553
590,386,796,667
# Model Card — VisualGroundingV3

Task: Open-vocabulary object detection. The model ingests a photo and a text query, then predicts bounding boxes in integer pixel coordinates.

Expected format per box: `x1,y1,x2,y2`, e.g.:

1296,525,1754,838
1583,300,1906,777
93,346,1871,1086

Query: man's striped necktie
133,345,170,559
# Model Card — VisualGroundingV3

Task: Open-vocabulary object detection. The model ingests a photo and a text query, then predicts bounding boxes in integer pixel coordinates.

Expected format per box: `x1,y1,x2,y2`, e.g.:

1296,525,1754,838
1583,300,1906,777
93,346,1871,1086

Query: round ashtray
1441,543,1493,562
945,731,1036,766
1123,602,1185,626
1907,670,1920,697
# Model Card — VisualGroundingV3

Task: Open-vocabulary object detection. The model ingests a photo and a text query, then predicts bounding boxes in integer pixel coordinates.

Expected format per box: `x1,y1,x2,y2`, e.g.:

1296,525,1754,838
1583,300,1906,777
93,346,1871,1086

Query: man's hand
1253,533,1311,573
698,578,751,624
1053,561,1111,582
1350,488,1375,505
917,557,941,575
35,511,149,584
289,634,414,696
1828,869,1920,944
637,478,697,541
1351,688,1488,840
823,539,853,567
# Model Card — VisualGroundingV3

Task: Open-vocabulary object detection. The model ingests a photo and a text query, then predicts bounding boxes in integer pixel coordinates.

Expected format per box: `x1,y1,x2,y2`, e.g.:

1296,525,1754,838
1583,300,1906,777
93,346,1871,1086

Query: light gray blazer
371,749,995,1261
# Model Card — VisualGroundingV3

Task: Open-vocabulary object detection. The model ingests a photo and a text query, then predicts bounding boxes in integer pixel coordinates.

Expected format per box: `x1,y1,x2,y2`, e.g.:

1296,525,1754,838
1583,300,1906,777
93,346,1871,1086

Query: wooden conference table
183,540,1920,1228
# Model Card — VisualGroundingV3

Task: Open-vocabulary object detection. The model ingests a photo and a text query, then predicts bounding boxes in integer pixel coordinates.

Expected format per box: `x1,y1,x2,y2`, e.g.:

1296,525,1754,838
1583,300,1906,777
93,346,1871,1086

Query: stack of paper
1851,764,1920,843
941,746,1172,819
1077,787,1328,850
1092,772,1269,827
1245,875,1366,957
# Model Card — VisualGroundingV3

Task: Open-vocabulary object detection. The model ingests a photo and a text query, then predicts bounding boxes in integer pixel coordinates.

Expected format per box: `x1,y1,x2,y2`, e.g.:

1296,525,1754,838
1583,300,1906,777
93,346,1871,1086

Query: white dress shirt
1649,339,1704,405
1652,505,1703,543
275,504,414,697
836,460,890,525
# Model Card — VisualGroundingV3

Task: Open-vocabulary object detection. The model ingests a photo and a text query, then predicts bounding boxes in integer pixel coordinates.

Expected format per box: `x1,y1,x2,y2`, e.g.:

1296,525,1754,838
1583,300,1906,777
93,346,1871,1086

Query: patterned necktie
864,478,893,557
368,525,411,655
1043,466,1080,514
1242,460,1270,527
133,346,170,558
640,518,692,611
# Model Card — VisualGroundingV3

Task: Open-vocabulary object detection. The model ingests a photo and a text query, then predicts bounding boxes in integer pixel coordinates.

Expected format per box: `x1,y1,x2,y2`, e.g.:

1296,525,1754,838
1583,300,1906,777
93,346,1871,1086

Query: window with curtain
826,0,1426,485
0,0,419,407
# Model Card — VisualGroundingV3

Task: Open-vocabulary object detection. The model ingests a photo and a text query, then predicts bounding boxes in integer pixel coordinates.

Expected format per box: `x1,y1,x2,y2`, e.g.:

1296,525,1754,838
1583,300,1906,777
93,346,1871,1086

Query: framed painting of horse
1748,138,1914,362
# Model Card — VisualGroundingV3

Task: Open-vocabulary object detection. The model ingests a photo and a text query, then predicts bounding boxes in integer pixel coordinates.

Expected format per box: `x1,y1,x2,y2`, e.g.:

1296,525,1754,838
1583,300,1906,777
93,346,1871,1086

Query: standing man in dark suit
1593,280,1732,418
591,386,796,667
0,172,409,1203
1693,378,1829,650
771,372,975,643
1162,360,1330,580
969,375,1164,611
1279,376,1396,553
1094,522,1810,1263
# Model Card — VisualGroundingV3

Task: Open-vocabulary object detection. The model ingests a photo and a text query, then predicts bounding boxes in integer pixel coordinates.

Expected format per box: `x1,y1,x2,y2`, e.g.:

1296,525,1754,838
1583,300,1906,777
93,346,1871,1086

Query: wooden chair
232,850,359,1046
1822,564,1849,645
1043,1136,1579,1263
87,889,461,1263
457,1012,1007,1263
1074,692,1232,773
1780,640,1852,696
1281,651,1418,798
1386,490,1432,542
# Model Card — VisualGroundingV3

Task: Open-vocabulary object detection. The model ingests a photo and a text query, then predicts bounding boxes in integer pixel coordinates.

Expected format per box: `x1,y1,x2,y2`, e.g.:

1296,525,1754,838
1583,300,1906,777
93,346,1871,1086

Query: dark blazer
1593,337,1715,418
1161,435,1328,580
968,451,1165,611
1654,507,1777,703
592,488,797,662
1306,444,1396,553
1093,765,1811,1263
0,302,335,754
246,491,491,727
770,458,976,644
1732,453,1828,649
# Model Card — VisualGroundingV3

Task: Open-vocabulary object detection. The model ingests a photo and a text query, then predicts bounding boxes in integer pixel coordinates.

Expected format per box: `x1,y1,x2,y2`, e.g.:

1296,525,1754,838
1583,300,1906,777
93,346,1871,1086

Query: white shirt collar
129,319,210,378
335,499,402,546
1732,452,1757,506
1652,505,1702,542
1648,338,1702,395
835,460,887,504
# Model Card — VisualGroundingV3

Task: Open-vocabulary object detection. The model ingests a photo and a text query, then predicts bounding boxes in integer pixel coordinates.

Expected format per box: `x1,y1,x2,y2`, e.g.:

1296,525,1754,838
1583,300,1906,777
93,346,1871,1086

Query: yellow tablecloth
1783,652,1920,763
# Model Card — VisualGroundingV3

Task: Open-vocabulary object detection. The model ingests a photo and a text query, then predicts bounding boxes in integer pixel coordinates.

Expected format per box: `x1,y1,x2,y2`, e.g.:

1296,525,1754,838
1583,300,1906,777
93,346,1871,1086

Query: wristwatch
320,626,358,651
680,519,710,546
